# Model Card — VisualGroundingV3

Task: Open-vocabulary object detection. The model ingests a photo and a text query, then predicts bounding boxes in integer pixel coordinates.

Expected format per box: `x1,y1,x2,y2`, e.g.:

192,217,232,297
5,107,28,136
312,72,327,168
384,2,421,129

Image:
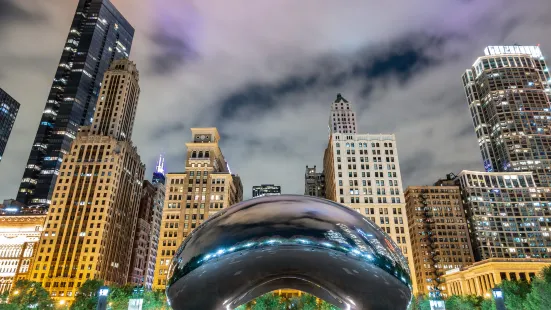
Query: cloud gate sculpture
166,195,412,309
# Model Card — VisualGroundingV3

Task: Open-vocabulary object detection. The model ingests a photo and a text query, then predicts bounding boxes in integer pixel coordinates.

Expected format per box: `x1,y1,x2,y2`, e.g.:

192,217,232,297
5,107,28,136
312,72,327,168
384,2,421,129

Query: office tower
405,175,474,298
304,165,325,198
17,0,134,206
30,60,145,303
252,184,281,198
329,93,357,134
0,209,46,293
145,174,165,290
322,94,416,291
128,181,155,286
0,88,20,162
152,153,166,185
463,46,551,186
457,170,551,261
153,128,243,290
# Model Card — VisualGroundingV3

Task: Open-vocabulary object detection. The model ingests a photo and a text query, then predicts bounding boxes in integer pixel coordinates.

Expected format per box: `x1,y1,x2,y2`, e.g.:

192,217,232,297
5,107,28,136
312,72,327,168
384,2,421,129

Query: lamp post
96,286,110,310
492,288,506,310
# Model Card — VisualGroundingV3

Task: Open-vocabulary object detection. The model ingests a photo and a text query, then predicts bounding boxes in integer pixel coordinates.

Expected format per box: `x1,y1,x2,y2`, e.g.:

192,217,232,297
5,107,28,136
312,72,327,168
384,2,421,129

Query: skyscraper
17,0,134,206
405,175,474,298
128,181,155,286
153,128,243,290
457,170,551,261
322,94,417,292
463,45,551,186
152,154,166,185
252,184,281,198
0,88,20,162
304,165,325,198
30,59,144,303
145,173,164,290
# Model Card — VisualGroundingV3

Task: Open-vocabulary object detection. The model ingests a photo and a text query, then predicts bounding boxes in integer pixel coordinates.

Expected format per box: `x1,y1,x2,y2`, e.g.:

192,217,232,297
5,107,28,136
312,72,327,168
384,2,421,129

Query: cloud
1,0,551,201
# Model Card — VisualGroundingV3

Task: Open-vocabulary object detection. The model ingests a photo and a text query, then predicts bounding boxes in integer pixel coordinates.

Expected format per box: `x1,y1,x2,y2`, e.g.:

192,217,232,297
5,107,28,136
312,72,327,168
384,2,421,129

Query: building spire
155,153,165,175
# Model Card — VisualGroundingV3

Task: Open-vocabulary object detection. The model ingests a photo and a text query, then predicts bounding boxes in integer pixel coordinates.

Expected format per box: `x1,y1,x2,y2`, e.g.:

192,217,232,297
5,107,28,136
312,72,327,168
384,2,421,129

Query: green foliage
142,290,170,310
409,295,431,310
499,279,531,310
523,277,551,310
480,298,496,310
289,294,317,310
9,280,54,309
70,279,104,310
251,293,285,310
107,285,134,310
445,295,482,310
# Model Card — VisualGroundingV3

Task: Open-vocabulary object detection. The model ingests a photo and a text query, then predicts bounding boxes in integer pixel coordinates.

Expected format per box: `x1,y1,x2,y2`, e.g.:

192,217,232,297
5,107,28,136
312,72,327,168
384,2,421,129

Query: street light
13,290,19,295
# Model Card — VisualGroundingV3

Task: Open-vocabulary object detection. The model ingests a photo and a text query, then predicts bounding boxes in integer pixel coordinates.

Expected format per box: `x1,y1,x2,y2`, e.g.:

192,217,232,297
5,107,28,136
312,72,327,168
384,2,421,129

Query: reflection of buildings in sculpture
324,230,349,246
335,223,369,253
322,94,416,291
252,184,281,198
153,128,243,290
0,213,46,292
443,258,551,297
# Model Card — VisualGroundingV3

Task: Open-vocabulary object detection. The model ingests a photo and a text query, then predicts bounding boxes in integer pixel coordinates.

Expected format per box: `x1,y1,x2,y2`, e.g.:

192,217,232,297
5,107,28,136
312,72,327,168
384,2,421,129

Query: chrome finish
167,195,412,309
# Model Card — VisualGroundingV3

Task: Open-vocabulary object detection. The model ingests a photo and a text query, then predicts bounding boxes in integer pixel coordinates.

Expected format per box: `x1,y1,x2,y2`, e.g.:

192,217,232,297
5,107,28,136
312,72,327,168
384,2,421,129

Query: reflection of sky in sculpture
167,195,412,309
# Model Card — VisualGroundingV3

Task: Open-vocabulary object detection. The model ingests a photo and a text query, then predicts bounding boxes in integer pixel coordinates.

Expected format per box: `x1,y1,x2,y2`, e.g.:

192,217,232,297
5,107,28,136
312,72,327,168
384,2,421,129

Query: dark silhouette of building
0,88,20,162
17,0,134,206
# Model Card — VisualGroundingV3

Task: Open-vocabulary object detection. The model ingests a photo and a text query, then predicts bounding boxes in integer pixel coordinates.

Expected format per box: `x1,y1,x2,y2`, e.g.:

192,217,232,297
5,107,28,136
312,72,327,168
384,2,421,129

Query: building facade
329,93,357,134
463,46,551,187
304,165,325,198
17,0,134,206
0,88,20,162
457,170,551,261
0,213,46,293
252,184,281,198
29,59,145,303
443,258,551,297
153,128,243,290
322,94,416,291
128,181,155,286
405,179,474,298
145,176,164,290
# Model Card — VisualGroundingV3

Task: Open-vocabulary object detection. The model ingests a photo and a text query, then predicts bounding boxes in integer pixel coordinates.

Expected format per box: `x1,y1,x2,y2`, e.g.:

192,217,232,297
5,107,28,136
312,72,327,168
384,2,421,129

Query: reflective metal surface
167,195,412,310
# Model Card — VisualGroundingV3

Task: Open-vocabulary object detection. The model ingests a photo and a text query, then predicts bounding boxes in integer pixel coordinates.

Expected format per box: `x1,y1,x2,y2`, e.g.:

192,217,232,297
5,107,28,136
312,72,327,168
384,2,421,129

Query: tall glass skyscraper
0,88,20,162
462,46,551,186
17,0,134,206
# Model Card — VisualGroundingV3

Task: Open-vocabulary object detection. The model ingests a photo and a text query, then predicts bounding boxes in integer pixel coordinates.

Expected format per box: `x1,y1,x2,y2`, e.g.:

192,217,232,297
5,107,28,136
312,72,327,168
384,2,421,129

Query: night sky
1,0,551,200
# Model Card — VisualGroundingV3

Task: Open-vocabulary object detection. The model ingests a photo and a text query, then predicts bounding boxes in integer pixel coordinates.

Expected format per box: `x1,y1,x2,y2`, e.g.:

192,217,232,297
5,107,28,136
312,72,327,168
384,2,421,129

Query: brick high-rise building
29,59,145,304
304,165,325,198
463,46,551,187
322,94,416,292
128,181,155,286
0,88,20,162
17,0,134,206
405,175,474,298
153,128,243,290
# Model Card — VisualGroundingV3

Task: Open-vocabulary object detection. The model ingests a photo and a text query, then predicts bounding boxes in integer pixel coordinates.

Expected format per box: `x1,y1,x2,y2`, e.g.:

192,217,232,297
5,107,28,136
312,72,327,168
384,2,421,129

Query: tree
9,280,53,309
480,298,496,310
499,279,531,309
107,285,134,310
70,279,104,310
445,295,481,310
523,277,551,310
143,290,170,310
319,300,340,310
289,294,317,310
250,293,285,310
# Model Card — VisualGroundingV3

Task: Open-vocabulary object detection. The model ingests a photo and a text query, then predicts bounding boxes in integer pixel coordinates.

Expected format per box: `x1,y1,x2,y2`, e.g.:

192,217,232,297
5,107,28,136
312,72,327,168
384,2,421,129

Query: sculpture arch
167,195,412,309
